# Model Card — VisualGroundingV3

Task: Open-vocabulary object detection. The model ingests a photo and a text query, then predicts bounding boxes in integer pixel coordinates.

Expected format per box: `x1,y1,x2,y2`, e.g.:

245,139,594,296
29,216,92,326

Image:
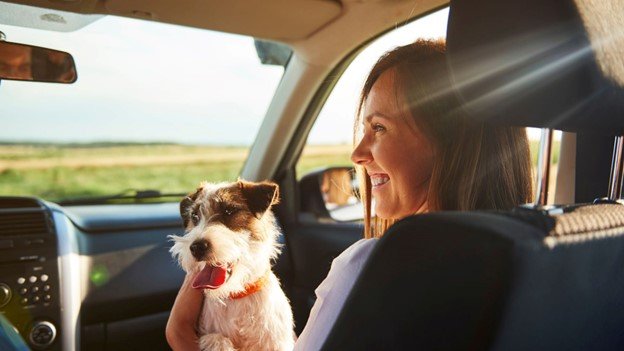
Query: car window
296,7,562,221
528,128,563,204
296,8,449,221
0,14,288,203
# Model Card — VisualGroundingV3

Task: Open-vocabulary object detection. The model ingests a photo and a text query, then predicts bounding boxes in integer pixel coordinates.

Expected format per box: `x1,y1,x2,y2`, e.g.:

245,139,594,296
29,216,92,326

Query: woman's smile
370,173,390,189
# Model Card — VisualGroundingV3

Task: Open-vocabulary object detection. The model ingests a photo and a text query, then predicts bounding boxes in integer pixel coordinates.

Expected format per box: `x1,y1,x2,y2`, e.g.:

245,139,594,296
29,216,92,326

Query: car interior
0,0,622,350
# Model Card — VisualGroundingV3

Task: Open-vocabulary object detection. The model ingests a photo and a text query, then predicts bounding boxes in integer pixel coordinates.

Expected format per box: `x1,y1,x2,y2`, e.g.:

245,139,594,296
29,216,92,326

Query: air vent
0,210,51,237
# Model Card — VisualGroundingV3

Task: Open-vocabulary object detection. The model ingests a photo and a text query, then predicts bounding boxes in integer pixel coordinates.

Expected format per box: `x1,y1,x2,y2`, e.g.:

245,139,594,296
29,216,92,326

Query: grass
529,139,560,166
0,161,243,200
0,144,247,200
0,140,556,202
0,143,353,201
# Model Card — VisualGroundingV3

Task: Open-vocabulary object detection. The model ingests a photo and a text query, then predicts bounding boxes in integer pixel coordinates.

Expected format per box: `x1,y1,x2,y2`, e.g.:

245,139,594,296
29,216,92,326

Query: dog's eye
191,214,200,225
224,207,237,216
191,208,201,225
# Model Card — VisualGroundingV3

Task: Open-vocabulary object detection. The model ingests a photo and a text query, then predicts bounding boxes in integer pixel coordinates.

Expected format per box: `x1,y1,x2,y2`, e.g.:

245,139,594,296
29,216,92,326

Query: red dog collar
229,271,270,300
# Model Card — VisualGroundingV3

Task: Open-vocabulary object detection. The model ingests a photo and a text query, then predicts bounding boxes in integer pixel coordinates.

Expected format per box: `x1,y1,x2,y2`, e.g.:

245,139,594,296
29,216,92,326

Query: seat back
322,204,624,350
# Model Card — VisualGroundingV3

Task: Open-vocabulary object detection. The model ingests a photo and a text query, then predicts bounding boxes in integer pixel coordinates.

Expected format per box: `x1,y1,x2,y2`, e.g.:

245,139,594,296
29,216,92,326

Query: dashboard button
17,277,26,285
29,276,37,283
40,274,49,282
43,295,51,302
20,297,28,305
29,321,57,348
19,288,28,295
43,285,51,292
31,286,39,293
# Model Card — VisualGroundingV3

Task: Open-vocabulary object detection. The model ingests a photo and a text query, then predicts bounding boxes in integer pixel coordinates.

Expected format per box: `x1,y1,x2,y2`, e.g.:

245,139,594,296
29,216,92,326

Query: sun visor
0,2,103,32
1,0,341,41
104,0,342,41
446,0,624,135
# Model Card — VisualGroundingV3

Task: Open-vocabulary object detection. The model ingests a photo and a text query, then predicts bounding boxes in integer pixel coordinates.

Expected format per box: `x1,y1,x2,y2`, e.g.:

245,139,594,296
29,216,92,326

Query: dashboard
0,198,61,350
0,197,186,351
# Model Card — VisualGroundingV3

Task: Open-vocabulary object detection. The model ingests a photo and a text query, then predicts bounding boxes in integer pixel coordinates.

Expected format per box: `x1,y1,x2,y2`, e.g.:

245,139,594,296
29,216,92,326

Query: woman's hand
166,273,203,351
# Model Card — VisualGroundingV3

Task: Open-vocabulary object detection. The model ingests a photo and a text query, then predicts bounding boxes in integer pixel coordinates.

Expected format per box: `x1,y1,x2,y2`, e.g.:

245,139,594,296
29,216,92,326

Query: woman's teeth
371,175,389,187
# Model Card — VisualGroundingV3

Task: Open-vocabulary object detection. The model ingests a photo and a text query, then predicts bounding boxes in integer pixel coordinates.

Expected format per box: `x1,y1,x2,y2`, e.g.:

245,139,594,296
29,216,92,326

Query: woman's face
351,69,435,220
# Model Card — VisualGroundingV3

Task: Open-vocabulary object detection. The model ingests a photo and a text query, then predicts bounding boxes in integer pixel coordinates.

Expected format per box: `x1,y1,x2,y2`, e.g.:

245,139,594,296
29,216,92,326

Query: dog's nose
190,240,210,260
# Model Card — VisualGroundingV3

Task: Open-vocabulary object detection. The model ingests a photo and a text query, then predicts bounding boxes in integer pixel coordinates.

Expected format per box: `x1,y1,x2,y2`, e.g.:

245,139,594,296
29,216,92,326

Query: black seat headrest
446,0,624,135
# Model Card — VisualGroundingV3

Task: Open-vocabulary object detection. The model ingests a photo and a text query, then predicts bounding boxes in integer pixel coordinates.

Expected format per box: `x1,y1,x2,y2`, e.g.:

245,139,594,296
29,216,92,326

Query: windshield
0,13,288,202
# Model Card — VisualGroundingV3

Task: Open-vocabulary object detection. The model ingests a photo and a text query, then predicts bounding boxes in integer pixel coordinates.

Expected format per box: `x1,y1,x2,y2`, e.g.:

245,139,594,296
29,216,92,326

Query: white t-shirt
294,238,378,351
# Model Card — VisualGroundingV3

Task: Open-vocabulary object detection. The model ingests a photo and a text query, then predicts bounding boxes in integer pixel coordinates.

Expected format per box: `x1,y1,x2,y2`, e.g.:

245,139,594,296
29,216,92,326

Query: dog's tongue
192,265,227,289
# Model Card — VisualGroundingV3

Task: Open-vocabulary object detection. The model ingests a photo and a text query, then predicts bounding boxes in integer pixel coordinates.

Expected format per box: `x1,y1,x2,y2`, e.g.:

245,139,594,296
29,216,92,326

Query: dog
169,180,295,351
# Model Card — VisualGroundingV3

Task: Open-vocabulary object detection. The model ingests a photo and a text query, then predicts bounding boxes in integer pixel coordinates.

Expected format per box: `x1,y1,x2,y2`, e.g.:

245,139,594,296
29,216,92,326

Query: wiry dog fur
169,180,294,351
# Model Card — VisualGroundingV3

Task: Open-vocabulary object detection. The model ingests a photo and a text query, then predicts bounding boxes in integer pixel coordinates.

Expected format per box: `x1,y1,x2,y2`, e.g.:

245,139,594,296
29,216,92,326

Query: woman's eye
372,123,386,133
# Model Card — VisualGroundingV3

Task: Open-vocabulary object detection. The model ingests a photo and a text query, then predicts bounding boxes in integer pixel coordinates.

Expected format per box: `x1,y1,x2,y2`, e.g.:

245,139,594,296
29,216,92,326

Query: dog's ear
239,180,279,218
180,187,201,228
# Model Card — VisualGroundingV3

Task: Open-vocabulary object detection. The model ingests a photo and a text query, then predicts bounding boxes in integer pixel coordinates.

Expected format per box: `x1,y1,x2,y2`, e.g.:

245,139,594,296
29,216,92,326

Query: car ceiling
0,0,448,66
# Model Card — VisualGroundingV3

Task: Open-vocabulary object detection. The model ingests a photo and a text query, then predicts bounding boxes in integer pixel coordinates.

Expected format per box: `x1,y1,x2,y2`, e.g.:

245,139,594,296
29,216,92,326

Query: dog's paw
198,333,236,351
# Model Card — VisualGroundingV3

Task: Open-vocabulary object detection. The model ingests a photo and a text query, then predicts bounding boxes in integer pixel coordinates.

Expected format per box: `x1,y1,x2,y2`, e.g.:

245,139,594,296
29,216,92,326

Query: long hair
355,39,533,239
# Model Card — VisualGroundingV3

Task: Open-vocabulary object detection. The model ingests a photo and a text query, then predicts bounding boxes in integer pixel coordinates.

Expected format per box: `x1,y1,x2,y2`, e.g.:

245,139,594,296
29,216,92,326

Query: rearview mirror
0,41,77,83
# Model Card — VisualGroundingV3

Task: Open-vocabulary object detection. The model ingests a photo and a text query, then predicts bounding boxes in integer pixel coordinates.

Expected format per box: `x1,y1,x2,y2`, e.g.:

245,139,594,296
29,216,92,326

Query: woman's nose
351,136,372,165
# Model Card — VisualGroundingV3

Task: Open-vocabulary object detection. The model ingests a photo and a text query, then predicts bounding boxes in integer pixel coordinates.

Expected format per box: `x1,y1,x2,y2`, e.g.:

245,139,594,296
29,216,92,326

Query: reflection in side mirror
321,167,358,209
0,41,77,83
300,166,363,222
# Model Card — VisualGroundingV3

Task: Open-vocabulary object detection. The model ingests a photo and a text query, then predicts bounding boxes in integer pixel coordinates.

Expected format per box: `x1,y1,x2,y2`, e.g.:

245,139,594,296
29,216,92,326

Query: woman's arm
166,273,203,351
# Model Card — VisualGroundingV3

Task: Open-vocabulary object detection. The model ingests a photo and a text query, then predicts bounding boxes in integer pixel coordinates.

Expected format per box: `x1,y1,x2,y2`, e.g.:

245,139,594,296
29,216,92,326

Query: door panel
288,222,362,334
275,170,363,334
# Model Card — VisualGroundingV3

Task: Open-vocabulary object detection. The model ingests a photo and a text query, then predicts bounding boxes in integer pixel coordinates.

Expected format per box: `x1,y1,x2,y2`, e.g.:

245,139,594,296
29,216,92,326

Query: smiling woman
353,39,534,237
0,13,288,202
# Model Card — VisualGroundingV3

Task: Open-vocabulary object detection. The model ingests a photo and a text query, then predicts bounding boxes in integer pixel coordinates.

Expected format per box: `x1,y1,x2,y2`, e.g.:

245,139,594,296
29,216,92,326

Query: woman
293,38,532,350
166,39,533,350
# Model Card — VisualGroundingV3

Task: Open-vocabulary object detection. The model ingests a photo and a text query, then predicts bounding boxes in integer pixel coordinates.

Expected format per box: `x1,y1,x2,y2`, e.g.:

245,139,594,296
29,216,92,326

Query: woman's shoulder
332,238,378,270
295,239,377,351
315,238,377,298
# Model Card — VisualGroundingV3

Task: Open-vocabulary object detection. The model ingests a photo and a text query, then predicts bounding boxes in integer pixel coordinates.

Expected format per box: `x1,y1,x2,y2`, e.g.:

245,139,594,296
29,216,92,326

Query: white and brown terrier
169,180,295,351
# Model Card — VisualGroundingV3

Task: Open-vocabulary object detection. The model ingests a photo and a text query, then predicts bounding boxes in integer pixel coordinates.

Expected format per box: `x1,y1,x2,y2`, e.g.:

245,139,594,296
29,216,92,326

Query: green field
0,143,353,201
0,140,556,202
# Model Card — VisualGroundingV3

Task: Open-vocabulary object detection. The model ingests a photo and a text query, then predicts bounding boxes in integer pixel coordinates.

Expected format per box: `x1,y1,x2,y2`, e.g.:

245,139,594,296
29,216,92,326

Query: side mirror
299,167,362,222
0,41,77,83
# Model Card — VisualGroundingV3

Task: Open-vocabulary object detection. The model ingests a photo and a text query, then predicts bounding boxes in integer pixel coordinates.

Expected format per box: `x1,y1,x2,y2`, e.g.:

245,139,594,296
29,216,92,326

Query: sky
0,14,284,145
309,8,449,144
0,7,541,146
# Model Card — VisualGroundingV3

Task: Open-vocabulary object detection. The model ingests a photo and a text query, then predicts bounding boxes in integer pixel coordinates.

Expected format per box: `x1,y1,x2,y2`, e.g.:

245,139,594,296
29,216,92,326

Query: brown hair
355,39,533,238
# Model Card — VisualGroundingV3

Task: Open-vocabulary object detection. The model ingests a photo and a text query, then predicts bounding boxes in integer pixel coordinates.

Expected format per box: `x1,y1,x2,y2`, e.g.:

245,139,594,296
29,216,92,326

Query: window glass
527,128,563,204
0,15,287,202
